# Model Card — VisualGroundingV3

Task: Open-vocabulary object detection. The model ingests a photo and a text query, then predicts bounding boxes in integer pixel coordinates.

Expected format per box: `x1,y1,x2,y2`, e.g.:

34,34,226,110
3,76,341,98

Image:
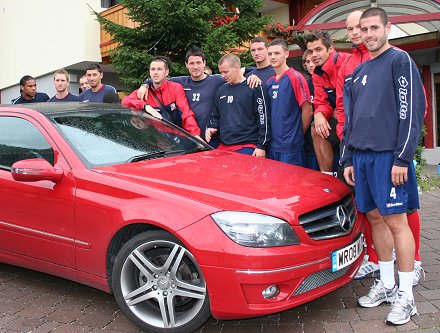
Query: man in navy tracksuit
341,7,425,326
206,54,270,156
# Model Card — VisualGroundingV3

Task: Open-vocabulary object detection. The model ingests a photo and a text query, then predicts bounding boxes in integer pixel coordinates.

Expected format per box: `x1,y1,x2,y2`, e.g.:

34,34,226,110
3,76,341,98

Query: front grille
298,195,356,240
292,266,350,296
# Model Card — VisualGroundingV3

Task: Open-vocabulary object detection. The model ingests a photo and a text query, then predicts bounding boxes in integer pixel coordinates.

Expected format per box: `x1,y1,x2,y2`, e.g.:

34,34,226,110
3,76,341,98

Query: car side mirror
11,158,63,183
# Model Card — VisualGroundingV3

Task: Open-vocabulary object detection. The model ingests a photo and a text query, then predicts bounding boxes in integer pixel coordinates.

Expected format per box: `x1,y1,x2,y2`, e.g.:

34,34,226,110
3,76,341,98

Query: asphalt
0,171,439,332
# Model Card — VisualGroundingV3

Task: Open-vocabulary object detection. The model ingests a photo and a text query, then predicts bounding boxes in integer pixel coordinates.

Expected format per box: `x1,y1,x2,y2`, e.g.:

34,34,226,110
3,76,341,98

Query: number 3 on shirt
389,187,397,200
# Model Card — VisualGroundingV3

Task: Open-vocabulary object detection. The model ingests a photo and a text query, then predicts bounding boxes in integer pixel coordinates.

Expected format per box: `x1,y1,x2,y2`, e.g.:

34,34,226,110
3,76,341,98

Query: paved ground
0,179,439,332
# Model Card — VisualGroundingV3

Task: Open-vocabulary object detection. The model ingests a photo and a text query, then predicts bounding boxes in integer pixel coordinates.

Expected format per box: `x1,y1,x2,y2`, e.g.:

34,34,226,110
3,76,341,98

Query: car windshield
49,109,211,168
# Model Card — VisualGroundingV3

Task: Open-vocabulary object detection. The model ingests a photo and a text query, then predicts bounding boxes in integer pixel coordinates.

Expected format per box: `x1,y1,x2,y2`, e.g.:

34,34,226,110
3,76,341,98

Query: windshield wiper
185,146,212,154
128,150,186,162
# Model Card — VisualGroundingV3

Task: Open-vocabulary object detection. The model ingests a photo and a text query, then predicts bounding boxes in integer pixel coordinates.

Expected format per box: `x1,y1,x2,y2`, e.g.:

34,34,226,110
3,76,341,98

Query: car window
0,117,55,170
50,110,210,168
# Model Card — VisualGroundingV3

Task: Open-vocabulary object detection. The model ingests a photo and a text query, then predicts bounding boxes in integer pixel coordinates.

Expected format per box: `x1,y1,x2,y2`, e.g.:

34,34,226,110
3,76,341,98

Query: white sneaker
413,260,425,286
354,257,379,280
386,290,418,325
358,279,397,308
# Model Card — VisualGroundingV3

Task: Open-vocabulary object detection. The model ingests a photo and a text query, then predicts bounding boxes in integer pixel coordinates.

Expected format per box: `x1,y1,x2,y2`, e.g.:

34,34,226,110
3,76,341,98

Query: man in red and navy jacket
122,56,201,139
305,31,349,175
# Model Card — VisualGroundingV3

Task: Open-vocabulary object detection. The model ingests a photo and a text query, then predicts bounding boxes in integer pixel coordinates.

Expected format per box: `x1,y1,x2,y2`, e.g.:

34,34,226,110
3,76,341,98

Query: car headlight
211,211,300,247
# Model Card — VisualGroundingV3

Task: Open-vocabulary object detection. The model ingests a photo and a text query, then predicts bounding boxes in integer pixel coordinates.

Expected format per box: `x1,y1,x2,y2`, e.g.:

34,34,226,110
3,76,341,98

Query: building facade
0,0,123,103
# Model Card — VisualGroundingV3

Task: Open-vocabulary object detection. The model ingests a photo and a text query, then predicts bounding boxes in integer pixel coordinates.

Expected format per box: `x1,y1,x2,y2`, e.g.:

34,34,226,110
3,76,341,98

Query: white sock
378,260,395,289
398,271,414,301
322,171,333,175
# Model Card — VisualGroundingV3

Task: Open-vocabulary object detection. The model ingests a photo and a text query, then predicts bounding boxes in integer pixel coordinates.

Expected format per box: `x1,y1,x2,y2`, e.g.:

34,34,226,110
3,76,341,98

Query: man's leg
383,212,415,277
357,209,397,308
366,209,394,261
382,212,417,325
407,211,421,261
354,214,379,279
311,126,334,172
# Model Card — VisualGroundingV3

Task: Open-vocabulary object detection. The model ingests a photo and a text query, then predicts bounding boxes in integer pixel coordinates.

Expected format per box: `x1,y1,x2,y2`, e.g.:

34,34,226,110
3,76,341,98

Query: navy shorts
353,151,419,215
268,150,305,167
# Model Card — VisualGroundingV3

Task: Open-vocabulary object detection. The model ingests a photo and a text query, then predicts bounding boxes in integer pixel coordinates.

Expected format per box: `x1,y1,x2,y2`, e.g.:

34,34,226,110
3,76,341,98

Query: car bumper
178,213,365,319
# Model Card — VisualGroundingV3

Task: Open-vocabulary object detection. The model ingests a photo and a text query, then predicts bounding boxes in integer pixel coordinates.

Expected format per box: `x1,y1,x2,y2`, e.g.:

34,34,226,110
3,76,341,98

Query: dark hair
360,7,389,26
304,30,333,50
103,90,120,104
268,38,288,51
185,47,206,63
19,75,34,86
151,56,171,70
250,36,268,46
85,63,102,73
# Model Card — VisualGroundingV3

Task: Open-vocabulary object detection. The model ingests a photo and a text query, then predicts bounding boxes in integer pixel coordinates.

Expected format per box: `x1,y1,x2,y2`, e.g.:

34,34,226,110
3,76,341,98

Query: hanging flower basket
264,22,296,44
212,14,239,27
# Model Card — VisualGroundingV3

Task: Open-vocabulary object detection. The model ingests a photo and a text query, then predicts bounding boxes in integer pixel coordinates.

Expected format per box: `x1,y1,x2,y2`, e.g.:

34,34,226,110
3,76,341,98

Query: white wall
0,0,103,91
266,6,291,25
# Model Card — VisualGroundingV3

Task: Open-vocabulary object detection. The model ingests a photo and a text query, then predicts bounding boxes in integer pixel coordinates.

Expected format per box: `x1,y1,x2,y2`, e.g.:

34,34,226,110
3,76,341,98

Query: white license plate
331,234,364,272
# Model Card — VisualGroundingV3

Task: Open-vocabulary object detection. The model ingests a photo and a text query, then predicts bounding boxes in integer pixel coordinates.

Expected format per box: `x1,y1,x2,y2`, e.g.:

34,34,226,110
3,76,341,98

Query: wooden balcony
98,1,325,63
100,4,137,63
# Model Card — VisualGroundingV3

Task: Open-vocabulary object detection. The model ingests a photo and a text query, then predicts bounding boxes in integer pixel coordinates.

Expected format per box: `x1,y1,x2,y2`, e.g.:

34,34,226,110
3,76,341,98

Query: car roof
2,102,128,115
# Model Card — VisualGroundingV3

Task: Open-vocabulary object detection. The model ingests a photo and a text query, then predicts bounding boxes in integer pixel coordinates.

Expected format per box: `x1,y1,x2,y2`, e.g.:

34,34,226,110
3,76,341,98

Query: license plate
331,234,364,272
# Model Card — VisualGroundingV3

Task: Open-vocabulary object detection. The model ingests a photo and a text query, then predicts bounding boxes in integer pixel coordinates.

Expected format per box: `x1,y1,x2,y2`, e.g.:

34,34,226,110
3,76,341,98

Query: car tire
111,230,211,333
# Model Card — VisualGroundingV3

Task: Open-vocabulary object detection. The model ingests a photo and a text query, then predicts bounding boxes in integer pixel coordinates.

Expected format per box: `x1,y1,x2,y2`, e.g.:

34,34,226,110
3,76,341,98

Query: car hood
92,150,349,223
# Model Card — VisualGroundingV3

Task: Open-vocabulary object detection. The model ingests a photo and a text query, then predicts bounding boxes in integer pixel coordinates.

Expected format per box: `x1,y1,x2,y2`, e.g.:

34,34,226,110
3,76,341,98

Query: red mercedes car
0,103,363,333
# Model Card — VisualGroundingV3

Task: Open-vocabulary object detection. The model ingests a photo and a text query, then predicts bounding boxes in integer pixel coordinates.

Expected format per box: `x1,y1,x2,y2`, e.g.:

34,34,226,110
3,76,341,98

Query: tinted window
50,110,210,168
0,117,54,170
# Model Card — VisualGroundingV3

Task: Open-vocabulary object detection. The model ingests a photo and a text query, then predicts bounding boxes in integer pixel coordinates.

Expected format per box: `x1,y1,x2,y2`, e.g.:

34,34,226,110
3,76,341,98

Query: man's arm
246,75,262,89
205,89,221,143
301,101,313,134
312,73,335,120
339,75,354,170
122,89,145,110
254,85,270,151
335,65,347,141
289,71,313,134
393,53,426,167
311,73,334,138
136,84,149,100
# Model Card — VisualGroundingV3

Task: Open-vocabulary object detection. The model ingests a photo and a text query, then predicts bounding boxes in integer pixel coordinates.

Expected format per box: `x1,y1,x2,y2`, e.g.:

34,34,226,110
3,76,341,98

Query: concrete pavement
0,189,439,332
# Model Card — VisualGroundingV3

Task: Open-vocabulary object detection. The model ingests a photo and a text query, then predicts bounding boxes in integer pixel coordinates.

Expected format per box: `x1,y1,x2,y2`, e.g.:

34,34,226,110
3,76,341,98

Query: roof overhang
296,0,440,51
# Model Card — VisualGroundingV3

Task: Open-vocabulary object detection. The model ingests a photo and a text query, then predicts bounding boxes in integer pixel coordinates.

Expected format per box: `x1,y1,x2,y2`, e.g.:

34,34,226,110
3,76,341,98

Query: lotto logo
398,76,408,120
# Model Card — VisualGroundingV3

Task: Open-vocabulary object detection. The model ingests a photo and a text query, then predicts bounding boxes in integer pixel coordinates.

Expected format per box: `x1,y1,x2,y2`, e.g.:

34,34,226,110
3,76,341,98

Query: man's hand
246,75,262,89
205,128,217,143
391,165,408,187
252,148,266,157
144,105,162,119
314,113,331,138
344,166,355,186
137,84,149,100
193,135,204,142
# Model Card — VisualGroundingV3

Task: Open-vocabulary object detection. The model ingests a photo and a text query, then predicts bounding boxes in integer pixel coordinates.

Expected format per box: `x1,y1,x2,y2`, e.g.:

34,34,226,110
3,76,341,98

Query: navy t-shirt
49,92,79,102
171,75,224,137
12,92,49,104
79,84,117,102
245,65,275,85
210,81,270,149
